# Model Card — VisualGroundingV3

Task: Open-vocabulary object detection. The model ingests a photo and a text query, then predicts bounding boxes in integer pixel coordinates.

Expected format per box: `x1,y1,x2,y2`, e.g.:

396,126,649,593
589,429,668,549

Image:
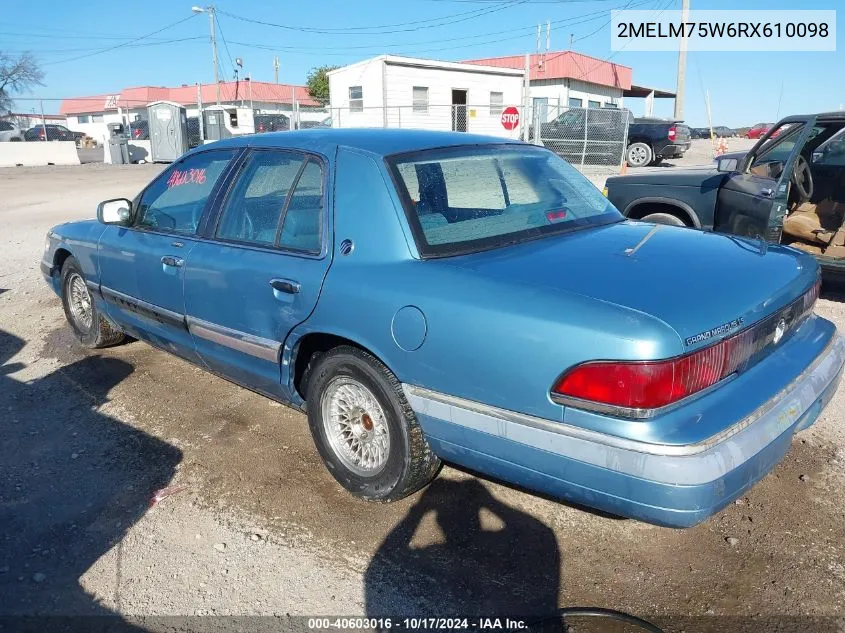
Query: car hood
607,168,727,189
440,221,817,351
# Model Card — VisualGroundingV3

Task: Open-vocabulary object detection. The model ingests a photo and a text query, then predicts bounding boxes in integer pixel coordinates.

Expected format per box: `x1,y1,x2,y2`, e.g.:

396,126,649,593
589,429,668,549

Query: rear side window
279,160,324,253
389,145,620,257
135,150,236,234
216,151,306,245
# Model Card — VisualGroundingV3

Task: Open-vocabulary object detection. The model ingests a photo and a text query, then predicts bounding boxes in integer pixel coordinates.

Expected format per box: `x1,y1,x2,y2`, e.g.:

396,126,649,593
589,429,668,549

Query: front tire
306,345,440,501
61,257,124,348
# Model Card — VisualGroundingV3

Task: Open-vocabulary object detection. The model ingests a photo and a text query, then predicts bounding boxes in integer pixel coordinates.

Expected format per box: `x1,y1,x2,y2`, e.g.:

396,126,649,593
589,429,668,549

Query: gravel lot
1,156,844,632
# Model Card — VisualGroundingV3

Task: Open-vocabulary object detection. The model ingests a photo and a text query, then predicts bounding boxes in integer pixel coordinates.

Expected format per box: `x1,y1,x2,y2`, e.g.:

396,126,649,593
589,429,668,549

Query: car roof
205,128,524,157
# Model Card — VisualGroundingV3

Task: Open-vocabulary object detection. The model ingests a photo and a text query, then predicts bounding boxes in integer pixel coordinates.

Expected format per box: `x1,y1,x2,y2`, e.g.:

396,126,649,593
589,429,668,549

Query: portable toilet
203,105,255,141
202,106,231,142
147,101,189,162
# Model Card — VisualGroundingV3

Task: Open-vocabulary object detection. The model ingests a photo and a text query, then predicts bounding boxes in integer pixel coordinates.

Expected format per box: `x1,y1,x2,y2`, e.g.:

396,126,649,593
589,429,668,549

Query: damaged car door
714,120,814,242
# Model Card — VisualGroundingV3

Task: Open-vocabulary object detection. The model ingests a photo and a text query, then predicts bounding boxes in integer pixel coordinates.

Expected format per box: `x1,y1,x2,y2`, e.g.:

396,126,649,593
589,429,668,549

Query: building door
451,89,467,132
533,97,549,123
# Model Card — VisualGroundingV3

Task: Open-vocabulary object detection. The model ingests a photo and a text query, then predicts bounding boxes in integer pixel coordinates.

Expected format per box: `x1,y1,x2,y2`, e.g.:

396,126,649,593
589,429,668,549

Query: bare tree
0,52,44,113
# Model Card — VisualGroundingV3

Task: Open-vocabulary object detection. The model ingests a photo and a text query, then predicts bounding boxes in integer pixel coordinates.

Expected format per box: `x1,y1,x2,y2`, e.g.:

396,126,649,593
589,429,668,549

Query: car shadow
0,328,182,627
363,478,560,618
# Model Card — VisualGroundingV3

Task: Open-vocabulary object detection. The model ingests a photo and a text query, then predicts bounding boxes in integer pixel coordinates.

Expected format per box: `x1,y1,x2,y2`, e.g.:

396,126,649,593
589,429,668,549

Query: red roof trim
462,51,632,90
60,81,317,115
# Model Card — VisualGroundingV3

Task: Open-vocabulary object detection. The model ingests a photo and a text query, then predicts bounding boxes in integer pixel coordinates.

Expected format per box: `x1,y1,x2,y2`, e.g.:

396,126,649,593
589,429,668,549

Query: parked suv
255,113,290,133
24,124,83,143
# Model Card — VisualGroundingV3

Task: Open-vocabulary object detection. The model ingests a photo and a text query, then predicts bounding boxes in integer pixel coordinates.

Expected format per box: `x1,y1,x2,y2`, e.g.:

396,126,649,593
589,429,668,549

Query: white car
0,121,24,142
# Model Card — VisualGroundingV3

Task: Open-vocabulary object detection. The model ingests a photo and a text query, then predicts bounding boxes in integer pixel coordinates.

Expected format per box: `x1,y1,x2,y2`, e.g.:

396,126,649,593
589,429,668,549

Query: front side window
389,145,621,257
216,151,306,245
135,150,236,234
413,87,429,113
490,92,504,116
749,123,804,179
349,86,363,112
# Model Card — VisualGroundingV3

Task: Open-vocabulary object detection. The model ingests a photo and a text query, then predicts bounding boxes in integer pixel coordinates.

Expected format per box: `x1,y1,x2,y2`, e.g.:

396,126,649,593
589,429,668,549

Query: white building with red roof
59,80,322,143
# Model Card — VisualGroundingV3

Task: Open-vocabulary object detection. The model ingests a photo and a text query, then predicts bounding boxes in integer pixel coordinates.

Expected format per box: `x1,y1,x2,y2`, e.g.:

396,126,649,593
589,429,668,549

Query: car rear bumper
404,333,844,528
655,142,691,158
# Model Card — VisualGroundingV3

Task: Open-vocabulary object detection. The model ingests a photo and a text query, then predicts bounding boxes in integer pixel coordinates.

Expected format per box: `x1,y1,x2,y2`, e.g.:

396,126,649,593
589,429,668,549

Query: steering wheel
791,155,814,201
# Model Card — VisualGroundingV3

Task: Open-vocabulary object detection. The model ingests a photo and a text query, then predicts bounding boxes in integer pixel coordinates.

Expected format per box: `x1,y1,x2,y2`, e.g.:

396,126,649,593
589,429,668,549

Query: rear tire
61,257,124,348
640,212,687,227
626,142,653,168
306,345,441,501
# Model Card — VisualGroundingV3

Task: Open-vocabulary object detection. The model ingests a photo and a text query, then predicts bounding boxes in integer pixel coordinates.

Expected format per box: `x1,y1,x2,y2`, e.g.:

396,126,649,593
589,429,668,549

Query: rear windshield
388,144,621,257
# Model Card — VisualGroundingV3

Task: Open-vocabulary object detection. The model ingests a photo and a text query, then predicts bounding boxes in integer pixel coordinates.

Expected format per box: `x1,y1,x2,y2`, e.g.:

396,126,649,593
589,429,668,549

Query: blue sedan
41,129,844,527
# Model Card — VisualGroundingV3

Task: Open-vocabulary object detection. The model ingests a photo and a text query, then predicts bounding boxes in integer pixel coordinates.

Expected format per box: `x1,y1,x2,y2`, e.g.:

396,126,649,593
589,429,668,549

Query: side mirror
97,198,132,225
716,157,738,173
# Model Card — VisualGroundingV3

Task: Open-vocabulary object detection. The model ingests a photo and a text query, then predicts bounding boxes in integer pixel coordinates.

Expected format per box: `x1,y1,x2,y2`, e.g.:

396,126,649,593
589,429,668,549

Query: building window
349,86,363,112
92,114,104,122
588,100,601,109
602,102,619,108
490,91,504,115
568,97,583,108
413,86,429,113
77,115,90,124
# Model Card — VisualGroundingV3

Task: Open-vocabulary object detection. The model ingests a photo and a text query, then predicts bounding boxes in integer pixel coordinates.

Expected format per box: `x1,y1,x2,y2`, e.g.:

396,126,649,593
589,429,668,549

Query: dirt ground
1,158,844,633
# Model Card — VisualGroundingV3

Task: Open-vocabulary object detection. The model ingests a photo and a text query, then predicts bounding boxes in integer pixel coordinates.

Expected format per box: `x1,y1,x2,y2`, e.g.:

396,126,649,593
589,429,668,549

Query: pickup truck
625,117,691,167
533,109,690,168
605,111,845,279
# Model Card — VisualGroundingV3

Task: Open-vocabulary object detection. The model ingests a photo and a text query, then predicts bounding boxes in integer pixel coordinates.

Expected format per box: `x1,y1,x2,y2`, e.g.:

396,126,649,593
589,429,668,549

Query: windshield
388,144,622,257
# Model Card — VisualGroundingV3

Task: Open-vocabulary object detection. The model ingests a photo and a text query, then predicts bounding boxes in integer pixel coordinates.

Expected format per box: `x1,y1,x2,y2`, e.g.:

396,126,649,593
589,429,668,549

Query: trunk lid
441,221,817,351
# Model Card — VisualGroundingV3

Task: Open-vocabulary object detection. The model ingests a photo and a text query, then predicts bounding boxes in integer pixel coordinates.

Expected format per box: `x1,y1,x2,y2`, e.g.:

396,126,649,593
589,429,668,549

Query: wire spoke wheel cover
321,376,391,477
67,272,93,331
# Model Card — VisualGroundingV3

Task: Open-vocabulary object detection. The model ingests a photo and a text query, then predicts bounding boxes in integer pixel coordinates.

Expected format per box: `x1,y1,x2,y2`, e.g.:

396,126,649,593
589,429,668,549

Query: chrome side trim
100,285,185,329
403,335,843,485
84,279,101,295
186,315,281,363
404,333,844,460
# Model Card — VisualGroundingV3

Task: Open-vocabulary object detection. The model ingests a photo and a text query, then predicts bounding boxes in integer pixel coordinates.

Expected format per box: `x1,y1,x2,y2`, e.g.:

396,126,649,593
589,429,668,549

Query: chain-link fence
529,105,631,177
326,104,630,177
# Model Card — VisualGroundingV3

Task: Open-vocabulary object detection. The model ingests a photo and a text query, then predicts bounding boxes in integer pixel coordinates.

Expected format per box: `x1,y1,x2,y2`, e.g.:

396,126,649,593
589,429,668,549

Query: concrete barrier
0,141,81,167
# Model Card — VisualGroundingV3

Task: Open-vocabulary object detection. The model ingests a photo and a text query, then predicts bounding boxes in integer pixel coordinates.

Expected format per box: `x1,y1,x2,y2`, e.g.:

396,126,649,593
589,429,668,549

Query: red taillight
668,126,677,141
552,280,820,414
553,336,742,411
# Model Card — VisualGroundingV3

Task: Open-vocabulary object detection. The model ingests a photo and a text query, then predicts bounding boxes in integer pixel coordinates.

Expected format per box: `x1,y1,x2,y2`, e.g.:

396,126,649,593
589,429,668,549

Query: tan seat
783,200,845,244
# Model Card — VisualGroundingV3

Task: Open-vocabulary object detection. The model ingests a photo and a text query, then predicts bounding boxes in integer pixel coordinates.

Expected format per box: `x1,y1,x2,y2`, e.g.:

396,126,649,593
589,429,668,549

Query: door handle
270,278,300,294
161,255,184,268
760,187,774,198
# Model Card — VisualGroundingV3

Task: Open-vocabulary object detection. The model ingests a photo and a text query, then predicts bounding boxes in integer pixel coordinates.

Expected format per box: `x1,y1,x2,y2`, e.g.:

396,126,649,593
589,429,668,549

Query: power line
215,14,238,79
4,37,205,56
220,0,653,58
42,14,199,66
217,1,525,36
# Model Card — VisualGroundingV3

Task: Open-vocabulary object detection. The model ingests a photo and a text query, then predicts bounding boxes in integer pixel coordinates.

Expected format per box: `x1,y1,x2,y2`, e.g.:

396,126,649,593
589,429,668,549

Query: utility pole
273,57,280,83
522,53,530,141
192,5,220,105
196,83,204,142
674,0,690,120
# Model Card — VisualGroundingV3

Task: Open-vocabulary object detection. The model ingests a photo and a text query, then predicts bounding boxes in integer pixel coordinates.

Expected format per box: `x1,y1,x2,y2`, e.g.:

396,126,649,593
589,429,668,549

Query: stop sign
500,106,519,130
